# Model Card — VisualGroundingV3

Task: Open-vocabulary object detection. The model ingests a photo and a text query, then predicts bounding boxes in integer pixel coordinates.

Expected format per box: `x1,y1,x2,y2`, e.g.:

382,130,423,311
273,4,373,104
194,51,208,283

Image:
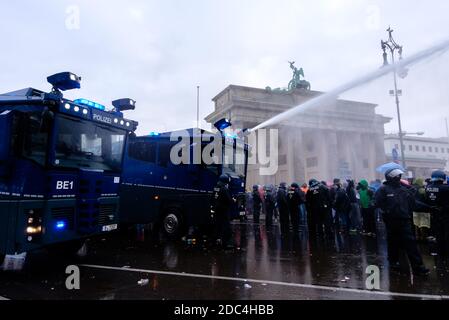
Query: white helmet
386,168,405,180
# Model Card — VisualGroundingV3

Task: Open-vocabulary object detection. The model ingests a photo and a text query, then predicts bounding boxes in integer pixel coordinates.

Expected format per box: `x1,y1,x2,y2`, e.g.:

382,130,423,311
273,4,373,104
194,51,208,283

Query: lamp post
196,86,200,129
446,118,449,171
382,27,407,169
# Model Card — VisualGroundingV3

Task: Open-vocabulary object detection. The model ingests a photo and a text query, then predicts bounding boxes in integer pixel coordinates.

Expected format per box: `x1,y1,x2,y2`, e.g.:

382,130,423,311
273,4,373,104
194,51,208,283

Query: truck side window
23,111,48,166
10,114,21,156
129,140,156,163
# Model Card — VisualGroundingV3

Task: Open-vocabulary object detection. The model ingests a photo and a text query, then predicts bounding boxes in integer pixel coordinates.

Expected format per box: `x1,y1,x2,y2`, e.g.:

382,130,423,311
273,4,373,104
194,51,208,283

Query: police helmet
385,168,404,181
431,170,447,182
219,174,230,183
291,183,300,189
308,179,319,187
279,182,287,189
252,184,259,191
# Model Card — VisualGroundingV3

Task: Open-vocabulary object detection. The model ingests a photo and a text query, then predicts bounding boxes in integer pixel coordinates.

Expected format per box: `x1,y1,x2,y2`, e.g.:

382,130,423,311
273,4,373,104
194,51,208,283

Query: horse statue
288,61,311,91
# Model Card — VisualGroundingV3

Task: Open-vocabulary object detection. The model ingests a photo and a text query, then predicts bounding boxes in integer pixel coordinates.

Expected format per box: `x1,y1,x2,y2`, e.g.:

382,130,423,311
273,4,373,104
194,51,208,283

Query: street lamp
382,27,408,169
399,131,425,137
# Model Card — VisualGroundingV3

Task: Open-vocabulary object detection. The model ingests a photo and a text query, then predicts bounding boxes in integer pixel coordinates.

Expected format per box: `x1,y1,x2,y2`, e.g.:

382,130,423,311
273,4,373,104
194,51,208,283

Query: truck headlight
26,209,43,240
26,226,42,234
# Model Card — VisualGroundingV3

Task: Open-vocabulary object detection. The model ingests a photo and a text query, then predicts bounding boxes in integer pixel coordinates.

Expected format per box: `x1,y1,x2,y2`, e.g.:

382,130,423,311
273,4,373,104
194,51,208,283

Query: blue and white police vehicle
0,72,138,264
120,120,248,238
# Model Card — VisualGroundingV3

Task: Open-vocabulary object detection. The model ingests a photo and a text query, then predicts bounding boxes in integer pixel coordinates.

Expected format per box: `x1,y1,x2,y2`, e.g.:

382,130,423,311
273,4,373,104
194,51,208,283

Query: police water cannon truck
0,72,138,266
120,118,248,239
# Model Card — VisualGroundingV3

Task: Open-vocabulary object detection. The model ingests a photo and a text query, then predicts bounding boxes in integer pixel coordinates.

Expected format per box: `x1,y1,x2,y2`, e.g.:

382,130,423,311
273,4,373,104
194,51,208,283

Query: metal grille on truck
98,204,116,226
51,207,75,230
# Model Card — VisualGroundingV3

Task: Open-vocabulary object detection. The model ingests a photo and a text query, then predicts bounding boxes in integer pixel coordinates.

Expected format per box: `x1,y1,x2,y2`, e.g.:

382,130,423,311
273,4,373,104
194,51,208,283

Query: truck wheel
162,208,184,239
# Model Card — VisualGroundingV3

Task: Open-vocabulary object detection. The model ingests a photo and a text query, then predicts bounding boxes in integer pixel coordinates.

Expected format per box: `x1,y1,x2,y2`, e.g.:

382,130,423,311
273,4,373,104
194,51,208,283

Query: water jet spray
250,38,449,132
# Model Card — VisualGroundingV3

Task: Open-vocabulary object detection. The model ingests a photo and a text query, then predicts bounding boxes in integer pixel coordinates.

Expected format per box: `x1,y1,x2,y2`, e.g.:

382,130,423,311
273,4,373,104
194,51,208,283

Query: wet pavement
1,220,449,300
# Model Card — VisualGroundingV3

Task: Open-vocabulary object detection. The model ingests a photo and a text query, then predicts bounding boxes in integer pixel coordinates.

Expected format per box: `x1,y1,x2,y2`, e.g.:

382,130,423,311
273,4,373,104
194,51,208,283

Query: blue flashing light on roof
47,72,81,91
74,99,106,111
214,118,232,132
148,132,160,136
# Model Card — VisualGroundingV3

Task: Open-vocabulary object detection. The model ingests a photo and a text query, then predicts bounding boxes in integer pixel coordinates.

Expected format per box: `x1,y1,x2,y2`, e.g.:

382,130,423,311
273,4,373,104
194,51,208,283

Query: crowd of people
248,178,379,238
211,168,449,277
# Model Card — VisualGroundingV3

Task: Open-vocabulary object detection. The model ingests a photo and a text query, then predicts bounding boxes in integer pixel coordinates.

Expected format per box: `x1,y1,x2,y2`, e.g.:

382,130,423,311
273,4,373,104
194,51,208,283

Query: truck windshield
54,115,126,172
222,144,247,178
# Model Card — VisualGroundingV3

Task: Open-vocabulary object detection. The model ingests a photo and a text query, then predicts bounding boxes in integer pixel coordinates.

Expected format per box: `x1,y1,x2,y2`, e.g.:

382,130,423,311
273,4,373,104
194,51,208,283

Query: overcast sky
1,0,449,137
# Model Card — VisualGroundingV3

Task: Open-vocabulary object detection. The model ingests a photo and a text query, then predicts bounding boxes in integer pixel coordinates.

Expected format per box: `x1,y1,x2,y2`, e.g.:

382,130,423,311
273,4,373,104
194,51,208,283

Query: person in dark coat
425,170,449,259
288,183,303,233
329,179,340,206
277,182,290,236
252,185,262,224
306,179,332,236
211,174,234,248
375,168,429,276
347,180,362,233
264,185,276,229
334,181,351,233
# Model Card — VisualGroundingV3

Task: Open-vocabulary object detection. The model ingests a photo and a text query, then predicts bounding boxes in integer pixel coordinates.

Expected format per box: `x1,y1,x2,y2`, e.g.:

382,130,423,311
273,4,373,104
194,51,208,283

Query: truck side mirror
0,111,12,162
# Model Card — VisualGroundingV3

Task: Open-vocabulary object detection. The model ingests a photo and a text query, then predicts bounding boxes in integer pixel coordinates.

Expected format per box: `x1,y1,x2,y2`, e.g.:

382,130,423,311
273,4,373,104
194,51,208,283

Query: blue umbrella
376,162,405,174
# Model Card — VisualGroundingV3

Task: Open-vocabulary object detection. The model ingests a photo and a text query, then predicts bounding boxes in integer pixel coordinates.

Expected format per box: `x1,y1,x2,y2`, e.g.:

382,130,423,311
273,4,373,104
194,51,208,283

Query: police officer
375,168,429,275
264,185,276,229
277,182,290,235
333,181,351,232
252,185,262,224
211,174,234,248
425,170,449,259
288,183,303,233
306,179,332,236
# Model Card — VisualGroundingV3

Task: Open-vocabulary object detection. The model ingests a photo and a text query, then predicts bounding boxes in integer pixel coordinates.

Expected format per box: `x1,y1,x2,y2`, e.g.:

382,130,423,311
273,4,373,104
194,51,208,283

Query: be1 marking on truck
56,181,74,190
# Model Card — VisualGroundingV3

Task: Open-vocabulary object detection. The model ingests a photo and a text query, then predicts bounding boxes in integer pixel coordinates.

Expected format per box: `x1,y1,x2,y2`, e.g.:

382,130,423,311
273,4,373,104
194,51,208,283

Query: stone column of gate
336,131,351,179
325,130,339,182
362,133,377,182
292,127,306,184
350,131,364,180
312,128,331,182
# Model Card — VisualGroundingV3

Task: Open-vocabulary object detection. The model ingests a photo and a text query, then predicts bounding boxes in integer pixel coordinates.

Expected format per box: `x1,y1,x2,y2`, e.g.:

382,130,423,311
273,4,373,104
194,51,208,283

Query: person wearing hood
358,179,376,236
375,168,429,276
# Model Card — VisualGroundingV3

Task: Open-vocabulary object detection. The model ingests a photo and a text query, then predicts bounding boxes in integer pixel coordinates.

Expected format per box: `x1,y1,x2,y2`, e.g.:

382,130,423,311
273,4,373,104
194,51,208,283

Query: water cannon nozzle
237,128,252,138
